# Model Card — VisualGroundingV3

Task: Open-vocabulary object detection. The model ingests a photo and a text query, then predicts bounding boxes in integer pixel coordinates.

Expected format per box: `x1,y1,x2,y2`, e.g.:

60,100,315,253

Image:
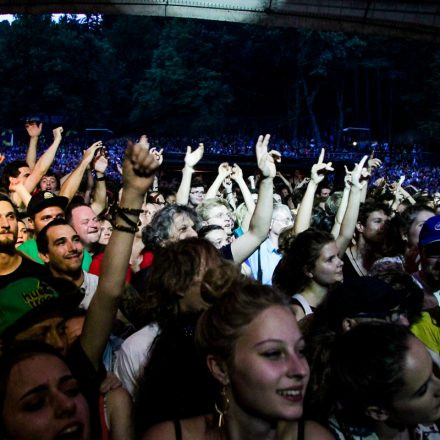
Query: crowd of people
0,121,439,439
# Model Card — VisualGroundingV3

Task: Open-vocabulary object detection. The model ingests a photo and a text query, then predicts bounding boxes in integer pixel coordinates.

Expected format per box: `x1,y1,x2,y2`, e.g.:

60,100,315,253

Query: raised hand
52,126,63,141
367,151,382,173
184,143,204,169
93,148,109,174
230,163,243,181
83,141,103,166
311,148,334,184
218,162,231,179
349,155,369,189
123,136,163,195
255,134,281,178
149,147,164,167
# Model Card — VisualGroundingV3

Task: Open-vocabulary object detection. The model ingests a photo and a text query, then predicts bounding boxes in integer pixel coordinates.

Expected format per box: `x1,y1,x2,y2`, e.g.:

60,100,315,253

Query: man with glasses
247,203,294,285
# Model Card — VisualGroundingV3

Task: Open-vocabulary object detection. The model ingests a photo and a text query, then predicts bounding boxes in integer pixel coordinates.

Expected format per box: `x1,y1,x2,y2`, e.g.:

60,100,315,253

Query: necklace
348,247,367,276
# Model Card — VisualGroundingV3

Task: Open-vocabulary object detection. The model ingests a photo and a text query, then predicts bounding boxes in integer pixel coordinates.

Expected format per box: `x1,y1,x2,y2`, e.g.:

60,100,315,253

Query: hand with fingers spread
93,147,109,175
184,143,204,170
83,141,103,166
367,151,382,174
311,148,334,184
256,134,281,178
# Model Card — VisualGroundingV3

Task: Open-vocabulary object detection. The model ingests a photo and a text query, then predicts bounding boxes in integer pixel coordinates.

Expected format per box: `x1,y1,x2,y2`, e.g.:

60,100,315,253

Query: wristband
96,175,105,181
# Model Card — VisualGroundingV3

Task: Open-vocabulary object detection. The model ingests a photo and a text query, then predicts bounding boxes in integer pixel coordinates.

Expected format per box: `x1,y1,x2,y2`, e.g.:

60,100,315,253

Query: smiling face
39,224,84,277
70,206,100,248
2,353,91,440
388,336,440,425
227,305,309,422
308,241,343,286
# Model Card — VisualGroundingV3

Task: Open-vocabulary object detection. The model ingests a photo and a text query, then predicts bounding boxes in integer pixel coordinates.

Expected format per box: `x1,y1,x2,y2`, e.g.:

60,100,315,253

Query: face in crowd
70,206,100,248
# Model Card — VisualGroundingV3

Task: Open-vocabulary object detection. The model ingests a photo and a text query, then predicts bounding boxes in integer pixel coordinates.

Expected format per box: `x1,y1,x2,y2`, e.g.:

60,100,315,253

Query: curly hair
142,204,200,249
273,228,335,295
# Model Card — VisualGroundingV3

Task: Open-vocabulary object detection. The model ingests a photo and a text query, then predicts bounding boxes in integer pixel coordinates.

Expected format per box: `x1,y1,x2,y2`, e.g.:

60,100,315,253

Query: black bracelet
114,223,138,234
114,209,138,228
117,206,143,216
96,175,105,181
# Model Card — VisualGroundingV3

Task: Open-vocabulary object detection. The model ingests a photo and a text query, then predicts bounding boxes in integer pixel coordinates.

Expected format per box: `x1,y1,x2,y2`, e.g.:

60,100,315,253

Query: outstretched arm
294,148,333,236
59,141,102,201
80,136,162,370
231,135,280,263
25,122,42,169
331,167,352,239
90,148,108,215
336,155,368,257
205,162,231,200
176,143,204,205
24,127,63,193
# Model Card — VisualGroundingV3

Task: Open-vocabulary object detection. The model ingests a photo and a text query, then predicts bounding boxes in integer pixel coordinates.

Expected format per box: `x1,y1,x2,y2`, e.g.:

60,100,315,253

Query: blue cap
419,215,440,247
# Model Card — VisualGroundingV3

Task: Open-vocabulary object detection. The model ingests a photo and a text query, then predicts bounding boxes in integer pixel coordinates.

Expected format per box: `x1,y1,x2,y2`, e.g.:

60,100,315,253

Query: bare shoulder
304,420,335,439
291,303,306,321
142,415,211,440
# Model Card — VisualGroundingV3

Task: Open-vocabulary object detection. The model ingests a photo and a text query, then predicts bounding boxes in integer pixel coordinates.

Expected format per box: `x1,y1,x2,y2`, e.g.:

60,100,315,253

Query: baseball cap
0,277,83,340
323,277,406,330
419,215,440,247
27,191,68,217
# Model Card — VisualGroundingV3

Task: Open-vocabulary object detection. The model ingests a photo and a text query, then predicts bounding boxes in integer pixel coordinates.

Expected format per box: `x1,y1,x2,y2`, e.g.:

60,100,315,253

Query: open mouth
277,388,303,402
55,422,84,439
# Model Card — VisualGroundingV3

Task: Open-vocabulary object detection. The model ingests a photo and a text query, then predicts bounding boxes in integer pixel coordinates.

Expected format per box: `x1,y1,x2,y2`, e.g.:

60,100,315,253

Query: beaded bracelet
114,223,138,234
115,206,142,229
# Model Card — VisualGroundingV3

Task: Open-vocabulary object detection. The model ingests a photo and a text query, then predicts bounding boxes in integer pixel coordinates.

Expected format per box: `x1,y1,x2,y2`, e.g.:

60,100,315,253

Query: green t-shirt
18,239,92,271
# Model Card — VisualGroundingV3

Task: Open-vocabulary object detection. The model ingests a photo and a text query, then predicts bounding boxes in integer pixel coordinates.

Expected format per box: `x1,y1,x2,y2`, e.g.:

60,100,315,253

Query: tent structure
1,1,439,41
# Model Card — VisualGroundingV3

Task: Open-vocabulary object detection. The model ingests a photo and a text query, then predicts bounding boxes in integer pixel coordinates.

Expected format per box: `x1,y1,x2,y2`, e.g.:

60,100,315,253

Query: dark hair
399,204,434,242
0,341,73,435
137,237,222,327
142,204,200,249
39,169,60,190
331,322,411,426
0,194,18,217
0,160,28,191
357,201,391,226
36,218,71,254
273,228,335,294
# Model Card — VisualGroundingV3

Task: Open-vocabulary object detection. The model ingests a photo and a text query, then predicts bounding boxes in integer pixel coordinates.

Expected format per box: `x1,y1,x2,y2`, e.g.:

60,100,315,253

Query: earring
214,386,230,428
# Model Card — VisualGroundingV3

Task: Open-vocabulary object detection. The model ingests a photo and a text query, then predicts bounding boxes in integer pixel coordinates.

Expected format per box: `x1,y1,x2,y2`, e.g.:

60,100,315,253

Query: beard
0,231,18,253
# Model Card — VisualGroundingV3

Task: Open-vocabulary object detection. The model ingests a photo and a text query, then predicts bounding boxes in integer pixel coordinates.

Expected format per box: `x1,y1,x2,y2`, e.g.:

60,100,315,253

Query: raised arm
205,162,231,200
294,148,333,236
80,136,162,370
276,170,293,194
25,122,42,169
24,127,63,193
230,134,280,263
59,141,102,201
335,155,368,257
231,163,255,232
90,148,108,215
176,143,204,205
331,167,352,239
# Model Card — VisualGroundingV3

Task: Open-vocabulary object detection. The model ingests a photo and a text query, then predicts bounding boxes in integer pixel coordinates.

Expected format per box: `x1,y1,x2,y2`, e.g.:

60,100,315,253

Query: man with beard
412,216,440,309
0,194,54,294
37,218,99,309
343,200,391,279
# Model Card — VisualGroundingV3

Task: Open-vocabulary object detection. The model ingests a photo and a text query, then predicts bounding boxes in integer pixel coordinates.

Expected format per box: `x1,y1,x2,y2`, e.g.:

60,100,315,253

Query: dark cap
324,277,405,328
27,191,68,217
419,215,440,247
0,277,83,340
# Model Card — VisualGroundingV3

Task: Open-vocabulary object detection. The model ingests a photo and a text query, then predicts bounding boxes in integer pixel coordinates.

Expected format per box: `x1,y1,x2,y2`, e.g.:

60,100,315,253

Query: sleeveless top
173,418,305,439
291,294,314,316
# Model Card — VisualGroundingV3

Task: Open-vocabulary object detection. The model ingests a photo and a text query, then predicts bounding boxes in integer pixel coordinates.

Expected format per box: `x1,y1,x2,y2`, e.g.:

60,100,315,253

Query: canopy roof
1,1,439,41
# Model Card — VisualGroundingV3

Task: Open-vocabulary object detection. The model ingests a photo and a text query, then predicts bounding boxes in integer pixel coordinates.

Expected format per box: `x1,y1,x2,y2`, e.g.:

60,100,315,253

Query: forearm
336,186,362,256
176,167,193,205
59,161,88,201
91,177,107,215
249,177,273,239
26,137,62,191
278,173,293,193
360,182,368,203
293,180,317,235
205,174,224,200
331,186,350,238
236,177,256,212
26,136,38,169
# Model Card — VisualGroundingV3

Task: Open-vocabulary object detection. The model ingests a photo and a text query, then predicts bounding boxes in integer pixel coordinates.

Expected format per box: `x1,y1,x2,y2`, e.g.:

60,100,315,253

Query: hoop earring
214,386,230,427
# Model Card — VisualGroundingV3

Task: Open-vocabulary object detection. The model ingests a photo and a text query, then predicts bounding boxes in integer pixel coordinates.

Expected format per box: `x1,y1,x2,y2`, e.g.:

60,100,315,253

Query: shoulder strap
291,294,313,315
297,418,305,440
